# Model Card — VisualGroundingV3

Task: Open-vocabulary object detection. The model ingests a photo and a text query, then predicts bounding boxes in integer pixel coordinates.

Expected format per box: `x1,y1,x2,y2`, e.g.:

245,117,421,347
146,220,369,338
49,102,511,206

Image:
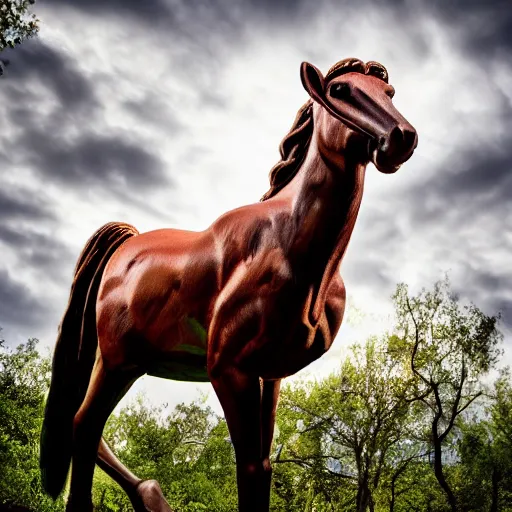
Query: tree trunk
356,474,370,512
368,493,375,512
389,479,396,512
432,439,456,512
490,466,500,512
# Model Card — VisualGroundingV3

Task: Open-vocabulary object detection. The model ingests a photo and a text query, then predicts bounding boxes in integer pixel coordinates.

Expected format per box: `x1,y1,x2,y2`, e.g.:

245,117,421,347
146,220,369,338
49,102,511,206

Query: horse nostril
384,126,402,154
378,126,417,157
403,128,417,150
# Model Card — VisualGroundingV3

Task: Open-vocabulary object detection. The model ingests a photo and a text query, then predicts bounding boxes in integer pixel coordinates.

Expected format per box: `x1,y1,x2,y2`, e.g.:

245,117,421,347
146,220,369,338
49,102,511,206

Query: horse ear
300,62,325,103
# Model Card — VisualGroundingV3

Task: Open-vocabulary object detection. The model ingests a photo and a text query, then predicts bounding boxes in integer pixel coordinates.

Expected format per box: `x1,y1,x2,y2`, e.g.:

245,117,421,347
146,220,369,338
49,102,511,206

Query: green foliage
0,0,39,53
0,336,64,511
456,368,512,511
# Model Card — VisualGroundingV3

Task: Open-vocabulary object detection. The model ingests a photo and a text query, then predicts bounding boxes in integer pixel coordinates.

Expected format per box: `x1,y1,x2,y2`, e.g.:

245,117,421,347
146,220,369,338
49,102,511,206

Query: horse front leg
96,438,173,512
209,366,270,512
261,379,281,487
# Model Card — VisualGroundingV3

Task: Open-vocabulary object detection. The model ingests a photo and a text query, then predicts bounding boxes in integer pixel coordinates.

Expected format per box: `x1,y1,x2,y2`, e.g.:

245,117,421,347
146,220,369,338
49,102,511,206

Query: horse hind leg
66,355,142,512
97,438,173,511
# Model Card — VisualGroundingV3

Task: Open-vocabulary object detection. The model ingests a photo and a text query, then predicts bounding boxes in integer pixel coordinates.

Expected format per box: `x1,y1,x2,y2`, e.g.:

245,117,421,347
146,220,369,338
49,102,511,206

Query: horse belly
146,316,210,382
147,355,209,382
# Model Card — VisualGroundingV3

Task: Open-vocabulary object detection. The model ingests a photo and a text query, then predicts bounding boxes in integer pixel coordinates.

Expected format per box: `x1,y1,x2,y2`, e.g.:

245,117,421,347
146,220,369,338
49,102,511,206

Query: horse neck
275,129,367,324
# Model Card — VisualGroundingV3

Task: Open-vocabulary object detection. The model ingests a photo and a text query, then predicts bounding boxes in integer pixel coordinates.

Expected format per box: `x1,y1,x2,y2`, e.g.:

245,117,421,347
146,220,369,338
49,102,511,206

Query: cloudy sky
1,0,511,414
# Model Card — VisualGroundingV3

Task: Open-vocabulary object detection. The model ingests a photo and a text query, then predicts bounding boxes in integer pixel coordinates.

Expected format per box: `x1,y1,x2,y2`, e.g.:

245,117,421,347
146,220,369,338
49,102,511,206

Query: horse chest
230,278,345,380
249,308,336,380
277,274,345,376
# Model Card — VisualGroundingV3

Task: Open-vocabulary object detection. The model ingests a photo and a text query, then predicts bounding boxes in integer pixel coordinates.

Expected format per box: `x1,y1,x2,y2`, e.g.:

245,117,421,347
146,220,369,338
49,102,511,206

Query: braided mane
260,58,389,201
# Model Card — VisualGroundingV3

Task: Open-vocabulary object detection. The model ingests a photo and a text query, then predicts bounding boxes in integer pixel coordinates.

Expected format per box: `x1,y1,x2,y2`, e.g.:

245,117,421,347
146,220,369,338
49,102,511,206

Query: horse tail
40,222,139,499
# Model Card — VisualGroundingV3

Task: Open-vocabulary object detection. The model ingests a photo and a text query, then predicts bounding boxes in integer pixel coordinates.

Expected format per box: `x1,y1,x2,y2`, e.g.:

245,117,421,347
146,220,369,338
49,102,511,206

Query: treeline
1,279,511,511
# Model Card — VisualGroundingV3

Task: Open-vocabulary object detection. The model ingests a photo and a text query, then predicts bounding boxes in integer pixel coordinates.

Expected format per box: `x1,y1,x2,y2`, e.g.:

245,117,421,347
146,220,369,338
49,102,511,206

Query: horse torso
96,198,347,381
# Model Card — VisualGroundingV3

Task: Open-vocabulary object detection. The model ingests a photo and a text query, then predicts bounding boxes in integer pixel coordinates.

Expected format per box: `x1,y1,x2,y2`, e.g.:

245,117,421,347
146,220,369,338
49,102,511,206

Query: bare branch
439,356,469,443
456,392,483,416
406,295,430,388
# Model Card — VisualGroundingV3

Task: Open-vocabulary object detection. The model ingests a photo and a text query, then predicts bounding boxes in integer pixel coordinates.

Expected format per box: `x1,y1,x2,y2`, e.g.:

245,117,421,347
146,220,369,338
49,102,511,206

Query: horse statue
40,57,418,511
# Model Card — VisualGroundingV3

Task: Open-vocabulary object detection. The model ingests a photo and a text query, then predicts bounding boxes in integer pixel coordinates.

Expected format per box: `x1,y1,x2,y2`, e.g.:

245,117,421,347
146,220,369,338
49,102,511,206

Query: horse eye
330,83,351,99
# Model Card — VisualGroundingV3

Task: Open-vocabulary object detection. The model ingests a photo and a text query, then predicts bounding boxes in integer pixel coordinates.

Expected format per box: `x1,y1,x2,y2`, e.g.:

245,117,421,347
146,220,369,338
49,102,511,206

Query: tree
391,278,503,511
0,336,63,511
276,336,419,512
488,368,512,509
380,447,434,512
0,0,39,54
457,368,512,511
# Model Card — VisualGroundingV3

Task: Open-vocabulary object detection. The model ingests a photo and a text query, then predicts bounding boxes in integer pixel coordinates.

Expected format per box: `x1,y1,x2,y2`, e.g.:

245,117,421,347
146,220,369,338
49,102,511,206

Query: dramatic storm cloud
1,0,510,411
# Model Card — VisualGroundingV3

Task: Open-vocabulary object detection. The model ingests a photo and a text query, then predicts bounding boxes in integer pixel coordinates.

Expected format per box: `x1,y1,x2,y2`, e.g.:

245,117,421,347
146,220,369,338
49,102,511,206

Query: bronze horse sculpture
40,58,417,511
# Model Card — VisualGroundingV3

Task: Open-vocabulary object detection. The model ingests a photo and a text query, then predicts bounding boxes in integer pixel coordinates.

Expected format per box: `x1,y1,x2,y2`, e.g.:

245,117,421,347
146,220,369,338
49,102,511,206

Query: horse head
300,58,418,174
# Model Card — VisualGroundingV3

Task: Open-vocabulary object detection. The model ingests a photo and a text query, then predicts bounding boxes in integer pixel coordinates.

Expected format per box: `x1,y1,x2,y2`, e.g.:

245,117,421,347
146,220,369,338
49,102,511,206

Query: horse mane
260,58,389,201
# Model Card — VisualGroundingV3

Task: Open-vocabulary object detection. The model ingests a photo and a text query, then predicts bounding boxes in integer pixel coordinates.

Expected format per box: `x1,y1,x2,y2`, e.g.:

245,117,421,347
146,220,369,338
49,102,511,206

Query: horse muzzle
370,123,418,174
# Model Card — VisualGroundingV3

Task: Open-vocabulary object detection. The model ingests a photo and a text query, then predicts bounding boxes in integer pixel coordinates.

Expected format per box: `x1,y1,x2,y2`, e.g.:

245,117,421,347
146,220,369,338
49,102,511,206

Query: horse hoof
65,497,93,512
134,479,173,512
